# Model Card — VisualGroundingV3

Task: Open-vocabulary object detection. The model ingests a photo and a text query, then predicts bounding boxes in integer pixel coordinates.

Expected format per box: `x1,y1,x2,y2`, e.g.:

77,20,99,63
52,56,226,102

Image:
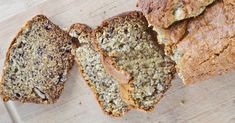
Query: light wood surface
0,100,13,123
0,0,235,123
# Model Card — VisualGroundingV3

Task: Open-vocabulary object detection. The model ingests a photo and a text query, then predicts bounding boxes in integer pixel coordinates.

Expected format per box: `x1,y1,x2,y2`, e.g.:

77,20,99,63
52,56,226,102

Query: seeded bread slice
94,11,176,111
137,0,215,28
0,15,74,104
69,23,130,117
156,0,235,84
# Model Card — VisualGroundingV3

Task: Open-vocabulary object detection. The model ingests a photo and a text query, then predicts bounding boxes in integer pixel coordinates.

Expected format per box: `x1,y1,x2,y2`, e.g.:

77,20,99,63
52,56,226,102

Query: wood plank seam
4,101,23,123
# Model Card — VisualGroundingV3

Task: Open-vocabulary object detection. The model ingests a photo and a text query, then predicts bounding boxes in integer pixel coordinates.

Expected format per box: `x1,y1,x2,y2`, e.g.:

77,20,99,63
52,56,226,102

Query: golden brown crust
137,0,215,28
70,23,131,117
0,15,74,104
164,0,235,84
154,20,189,56
69,23,93,34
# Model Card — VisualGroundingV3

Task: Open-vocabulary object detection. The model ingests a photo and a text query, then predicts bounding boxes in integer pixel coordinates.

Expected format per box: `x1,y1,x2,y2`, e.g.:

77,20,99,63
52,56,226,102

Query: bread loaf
154,0,235,84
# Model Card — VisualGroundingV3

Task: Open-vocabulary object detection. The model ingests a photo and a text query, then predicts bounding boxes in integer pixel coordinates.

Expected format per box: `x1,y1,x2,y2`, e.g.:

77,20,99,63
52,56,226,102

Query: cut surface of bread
157,0,235,84
0,15,74,104
69,23,130,117
137,0,215,28
94,11,176,111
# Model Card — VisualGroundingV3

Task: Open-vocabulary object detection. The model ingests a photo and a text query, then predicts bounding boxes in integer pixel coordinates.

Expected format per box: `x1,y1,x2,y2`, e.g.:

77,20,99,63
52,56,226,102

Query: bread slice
69,23,130,117
0,15,74,104
94,11,176,111
156,0,235,84
137,0,215,28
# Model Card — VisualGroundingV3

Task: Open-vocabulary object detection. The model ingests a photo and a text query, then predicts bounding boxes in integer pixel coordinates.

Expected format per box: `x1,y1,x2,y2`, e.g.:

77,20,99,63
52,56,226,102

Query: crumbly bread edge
0,15,75,104
69,23,132,117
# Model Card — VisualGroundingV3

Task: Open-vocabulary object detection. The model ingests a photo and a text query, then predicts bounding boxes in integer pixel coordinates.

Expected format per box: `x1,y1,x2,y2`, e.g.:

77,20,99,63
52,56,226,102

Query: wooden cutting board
0,0,235,123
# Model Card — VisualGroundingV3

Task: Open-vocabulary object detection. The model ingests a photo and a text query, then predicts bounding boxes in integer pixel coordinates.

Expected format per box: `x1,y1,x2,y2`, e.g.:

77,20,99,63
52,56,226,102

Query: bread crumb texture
69,24,130,117
94,11,176,111
0,15,74,104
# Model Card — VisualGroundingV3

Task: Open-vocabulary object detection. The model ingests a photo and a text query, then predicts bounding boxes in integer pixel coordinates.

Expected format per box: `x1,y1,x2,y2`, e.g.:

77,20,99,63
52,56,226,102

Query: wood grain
0,0,235,123
0,100,13,123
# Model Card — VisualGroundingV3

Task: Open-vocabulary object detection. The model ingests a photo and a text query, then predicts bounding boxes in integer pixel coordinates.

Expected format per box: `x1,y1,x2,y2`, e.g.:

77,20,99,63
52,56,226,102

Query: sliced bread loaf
156,0,235,84
94,11,176,111
69,23,130,117
0,15,74,104
137,0,215,28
